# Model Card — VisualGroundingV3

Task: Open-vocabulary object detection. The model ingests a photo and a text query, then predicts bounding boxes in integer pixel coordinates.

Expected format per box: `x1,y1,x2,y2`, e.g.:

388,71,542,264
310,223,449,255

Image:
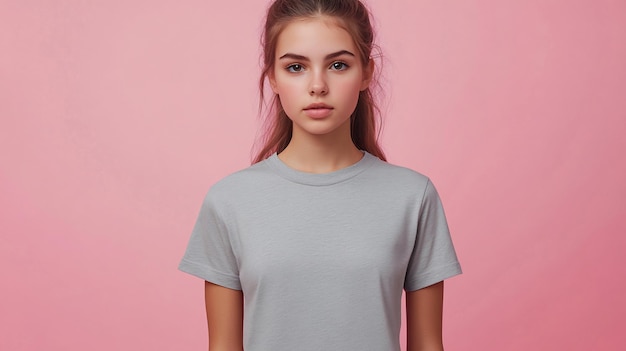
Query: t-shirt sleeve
404,179,462,291
178,189,242,290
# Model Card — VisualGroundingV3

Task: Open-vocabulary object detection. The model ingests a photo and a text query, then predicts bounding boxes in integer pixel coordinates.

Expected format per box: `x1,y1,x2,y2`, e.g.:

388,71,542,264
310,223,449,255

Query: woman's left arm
406,281,445,351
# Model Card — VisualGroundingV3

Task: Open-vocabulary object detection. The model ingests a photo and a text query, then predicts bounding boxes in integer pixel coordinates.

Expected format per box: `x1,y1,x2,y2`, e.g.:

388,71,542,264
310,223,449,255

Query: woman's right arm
204,281,244,351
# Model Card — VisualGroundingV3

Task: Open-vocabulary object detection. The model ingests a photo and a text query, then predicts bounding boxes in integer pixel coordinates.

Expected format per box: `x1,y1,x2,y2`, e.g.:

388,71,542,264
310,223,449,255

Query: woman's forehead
275,17,357,58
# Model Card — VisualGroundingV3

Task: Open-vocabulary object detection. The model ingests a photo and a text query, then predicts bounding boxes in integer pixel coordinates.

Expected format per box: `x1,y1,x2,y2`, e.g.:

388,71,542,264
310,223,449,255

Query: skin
204,16,446,351
269,17,373,173
407,282,446,351
204,281,243,351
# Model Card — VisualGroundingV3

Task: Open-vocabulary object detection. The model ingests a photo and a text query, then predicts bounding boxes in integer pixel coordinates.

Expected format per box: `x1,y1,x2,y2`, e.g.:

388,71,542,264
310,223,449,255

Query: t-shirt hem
178,258,242,290
404,261,462,291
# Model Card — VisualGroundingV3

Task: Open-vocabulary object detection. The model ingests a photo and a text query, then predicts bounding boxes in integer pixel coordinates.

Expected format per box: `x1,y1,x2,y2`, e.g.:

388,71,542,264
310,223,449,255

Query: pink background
1,0,625,350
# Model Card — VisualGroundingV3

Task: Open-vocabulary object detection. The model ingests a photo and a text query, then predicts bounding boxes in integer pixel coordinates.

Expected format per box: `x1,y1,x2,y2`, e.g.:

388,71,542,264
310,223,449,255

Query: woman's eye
330,62,348,71
287,64,303,73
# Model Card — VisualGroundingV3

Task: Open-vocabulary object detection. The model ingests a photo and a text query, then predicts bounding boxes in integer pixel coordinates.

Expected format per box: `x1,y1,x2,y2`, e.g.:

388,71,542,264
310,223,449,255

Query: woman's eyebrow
278,50,356,61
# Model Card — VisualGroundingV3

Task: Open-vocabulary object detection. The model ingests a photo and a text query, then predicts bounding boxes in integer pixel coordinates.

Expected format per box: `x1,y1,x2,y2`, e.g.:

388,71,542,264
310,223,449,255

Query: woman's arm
204,281,244,351
406,281,445,351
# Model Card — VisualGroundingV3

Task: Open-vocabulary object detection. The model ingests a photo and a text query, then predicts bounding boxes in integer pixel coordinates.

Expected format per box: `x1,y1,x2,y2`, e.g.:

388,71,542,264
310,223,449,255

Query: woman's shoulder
365,157,446,208
367,155,432,187
204,158,274,200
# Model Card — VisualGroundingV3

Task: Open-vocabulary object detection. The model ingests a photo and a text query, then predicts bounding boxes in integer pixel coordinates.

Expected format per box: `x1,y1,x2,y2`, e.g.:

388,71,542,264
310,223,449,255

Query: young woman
179,0,461,350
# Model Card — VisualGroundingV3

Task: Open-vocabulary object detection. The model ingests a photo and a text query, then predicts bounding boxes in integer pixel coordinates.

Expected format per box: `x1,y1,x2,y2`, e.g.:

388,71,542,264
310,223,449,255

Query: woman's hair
252,0,386,163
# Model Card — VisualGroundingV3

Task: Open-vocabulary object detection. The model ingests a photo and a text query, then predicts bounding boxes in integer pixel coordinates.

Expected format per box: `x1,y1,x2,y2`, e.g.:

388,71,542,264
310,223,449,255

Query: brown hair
253,0,386,163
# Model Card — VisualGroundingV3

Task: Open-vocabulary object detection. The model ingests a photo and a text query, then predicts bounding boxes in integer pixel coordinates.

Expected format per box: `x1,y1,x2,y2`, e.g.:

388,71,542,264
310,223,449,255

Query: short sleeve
404,179,462,291
178,190,242,290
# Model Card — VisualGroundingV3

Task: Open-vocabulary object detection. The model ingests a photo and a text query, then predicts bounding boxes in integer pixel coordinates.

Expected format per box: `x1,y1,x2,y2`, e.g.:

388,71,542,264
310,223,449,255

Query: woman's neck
278,126,363,174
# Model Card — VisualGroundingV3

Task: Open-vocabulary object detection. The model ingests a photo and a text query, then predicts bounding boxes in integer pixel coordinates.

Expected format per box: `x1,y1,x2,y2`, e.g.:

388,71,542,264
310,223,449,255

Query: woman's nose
309,71,328,96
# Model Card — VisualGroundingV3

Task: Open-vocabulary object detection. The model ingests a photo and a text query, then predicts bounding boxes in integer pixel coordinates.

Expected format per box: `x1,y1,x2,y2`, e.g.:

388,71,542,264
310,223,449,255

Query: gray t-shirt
179,152,461,351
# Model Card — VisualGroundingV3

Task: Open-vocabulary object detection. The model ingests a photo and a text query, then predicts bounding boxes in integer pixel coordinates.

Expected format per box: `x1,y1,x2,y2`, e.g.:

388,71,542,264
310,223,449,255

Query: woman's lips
304,107,333,119
304,103,333,119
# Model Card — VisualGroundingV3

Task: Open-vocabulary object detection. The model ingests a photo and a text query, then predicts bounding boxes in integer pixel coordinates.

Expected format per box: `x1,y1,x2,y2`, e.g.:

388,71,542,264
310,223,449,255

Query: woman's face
270,17,373,140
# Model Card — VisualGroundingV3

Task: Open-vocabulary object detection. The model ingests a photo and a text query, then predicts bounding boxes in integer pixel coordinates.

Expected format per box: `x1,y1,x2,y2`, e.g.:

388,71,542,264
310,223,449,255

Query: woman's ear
360,59,375,91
